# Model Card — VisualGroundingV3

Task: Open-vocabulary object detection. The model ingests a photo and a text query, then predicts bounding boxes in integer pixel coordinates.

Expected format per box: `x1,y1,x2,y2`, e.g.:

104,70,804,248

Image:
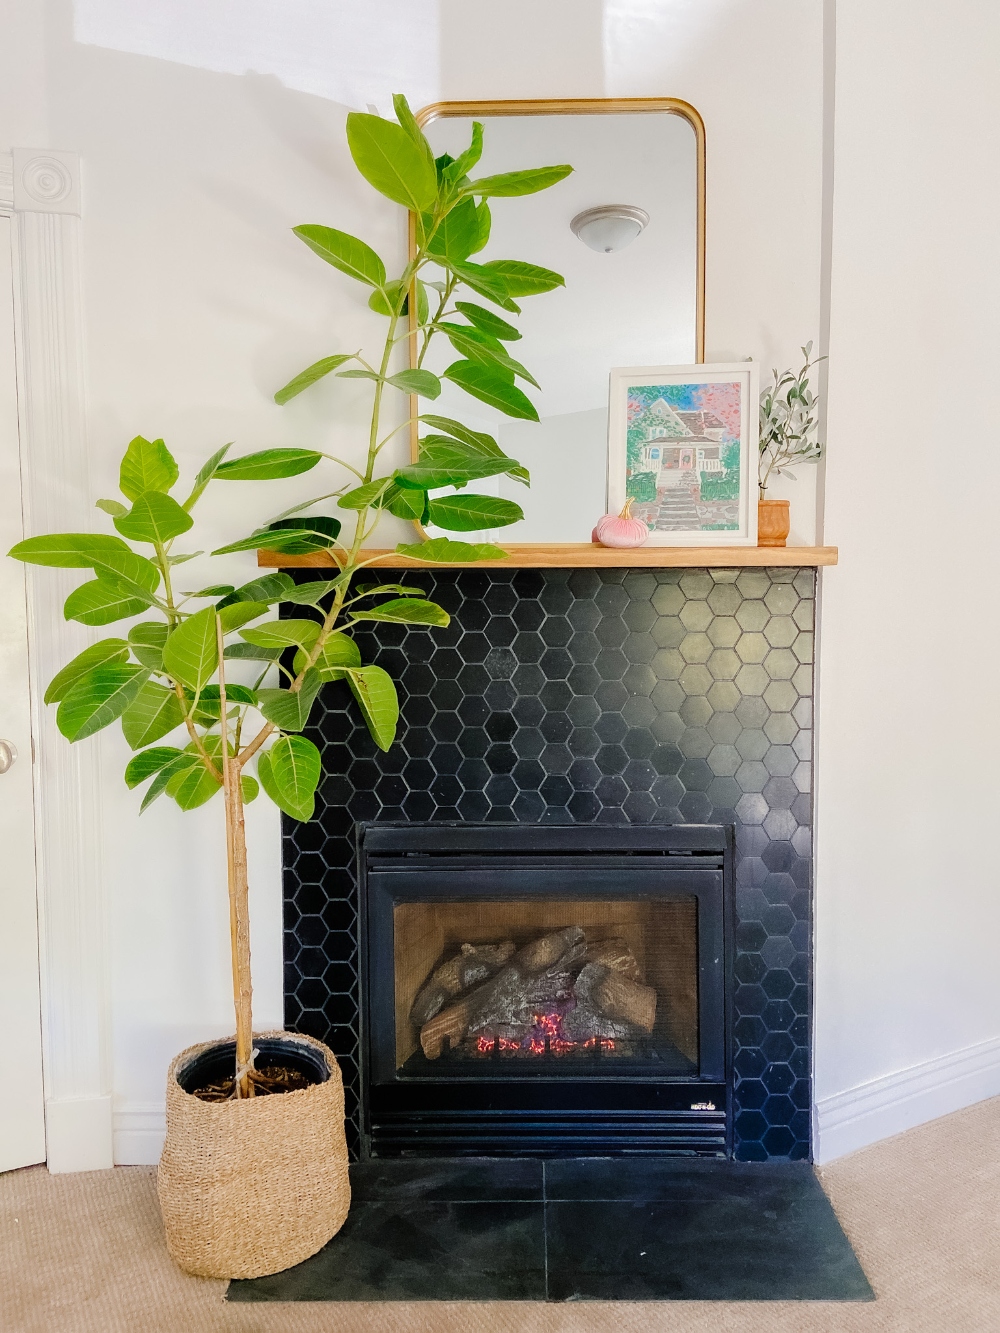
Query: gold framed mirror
408,98,706,542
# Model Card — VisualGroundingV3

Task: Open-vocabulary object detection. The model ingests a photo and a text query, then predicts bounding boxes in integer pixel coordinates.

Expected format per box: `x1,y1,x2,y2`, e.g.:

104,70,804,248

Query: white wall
814,0,1000,1159
3,0,827,1164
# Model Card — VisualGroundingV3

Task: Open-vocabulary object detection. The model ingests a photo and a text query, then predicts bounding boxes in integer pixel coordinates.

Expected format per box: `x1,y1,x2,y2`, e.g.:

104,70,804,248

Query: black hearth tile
228,1199,546,1303
351,1157,544,1202
544,1191,872,1302
544,1157,810,1203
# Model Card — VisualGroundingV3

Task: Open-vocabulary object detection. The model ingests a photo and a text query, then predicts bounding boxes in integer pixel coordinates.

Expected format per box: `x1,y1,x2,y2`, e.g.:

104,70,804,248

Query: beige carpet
2,1097,999,1333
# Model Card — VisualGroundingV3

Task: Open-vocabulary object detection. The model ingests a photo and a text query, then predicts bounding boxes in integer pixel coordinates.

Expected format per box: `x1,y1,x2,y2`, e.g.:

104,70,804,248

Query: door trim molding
2,150,114,1172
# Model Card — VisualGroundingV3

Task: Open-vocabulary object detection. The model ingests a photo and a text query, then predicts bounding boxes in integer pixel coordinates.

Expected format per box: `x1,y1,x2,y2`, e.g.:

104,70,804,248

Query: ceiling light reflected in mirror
570,204,650,253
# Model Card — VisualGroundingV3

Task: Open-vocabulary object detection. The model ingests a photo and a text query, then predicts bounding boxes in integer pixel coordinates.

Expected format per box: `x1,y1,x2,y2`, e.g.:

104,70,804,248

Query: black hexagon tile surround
281,567,815,1161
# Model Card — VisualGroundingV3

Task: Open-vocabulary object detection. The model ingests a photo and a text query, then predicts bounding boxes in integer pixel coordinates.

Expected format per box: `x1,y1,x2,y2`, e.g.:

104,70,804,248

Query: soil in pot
178,1034,328,1101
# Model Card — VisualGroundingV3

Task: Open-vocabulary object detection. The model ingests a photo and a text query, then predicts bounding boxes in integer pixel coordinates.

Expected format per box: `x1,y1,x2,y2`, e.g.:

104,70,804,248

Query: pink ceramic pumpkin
593,499,648,548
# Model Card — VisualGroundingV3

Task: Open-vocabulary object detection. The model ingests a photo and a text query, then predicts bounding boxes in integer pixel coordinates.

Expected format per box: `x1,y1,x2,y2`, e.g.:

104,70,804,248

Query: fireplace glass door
393,896,699,1078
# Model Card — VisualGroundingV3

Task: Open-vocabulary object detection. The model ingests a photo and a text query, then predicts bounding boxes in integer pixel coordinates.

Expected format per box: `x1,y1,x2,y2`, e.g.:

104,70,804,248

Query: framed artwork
608,363,759,546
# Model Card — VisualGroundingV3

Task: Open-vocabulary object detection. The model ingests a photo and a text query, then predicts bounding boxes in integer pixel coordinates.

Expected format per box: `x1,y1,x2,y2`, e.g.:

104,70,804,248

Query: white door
0,213,46,1172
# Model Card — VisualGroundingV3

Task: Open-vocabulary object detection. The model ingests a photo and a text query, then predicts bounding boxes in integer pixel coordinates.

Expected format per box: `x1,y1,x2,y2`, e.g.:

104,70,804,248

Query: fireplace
283,565,814,1161
359,823,732,1156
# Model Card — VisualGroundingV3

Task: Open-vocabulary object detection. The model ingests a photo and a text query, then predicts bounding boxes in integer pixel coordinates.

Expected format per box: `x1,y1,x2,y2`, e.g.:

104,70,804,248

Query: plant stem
217,613,254,1098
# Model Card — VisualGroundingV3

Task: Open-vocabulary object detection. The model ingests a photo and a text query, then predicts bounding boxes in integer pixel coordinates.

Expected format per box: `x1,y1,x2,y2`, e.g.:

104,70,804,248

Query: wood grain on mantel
258,543,838,570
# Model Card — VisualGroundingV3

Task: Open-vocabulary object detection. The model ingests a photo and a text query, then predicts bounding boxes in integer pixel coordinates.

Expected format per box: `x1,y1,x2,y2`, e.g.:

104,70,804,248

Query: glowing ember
475,1010,616,1056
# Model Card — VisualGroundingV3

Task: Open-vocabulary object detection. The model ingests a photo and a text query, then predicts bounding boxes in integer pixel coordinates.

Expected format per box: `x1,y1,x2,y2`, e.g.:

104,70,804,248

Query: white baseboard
113,1102,166,1166
814,1035,1000,1163
45,1095,114,1173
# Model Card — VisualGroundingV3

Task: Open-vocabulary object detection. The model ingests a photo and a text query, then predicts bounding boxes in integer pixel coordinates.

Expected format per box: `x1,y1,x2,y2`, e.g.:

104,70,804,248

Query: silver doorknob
0,741,17,774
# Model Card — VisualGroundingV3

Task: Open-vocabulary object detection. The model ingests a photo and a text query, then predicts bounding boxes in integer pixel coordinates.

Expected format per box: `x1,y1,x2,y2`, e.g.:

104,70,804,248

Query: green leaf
471,199,491,254
161,606,218,690
225,641,283,663
96,498,128,517
454,301,520,341
241,619,320,652
256,669,323,732
418,440,527,485
336,368,380,381
166,551,203,566
274,354,354,405
167,760,222,811
186,585,236,598
257,735,321,821
8,533,134,569
391,93,436,171
186,683,258,724
396,537,508,562
283,576,350,607
241,775,260,804
292,631,361,682
217,573,294,608
437,324,539,388
125,746,184,789
427,197,480,264
217,600,269,632
114,492,194,545
128,621,169,669
386,486,426,521
419,415,500,450
119,436,179,500
338,478,394,510
466,165,573,198
427,493,524,531
64,580,150,626
395,457,512,490
368,277,408,318
139,753,198,811
386,369,441,398
349,598,450,627
355,582,426,597
450,121,484,180
346,665,399,752
214,448,322,481
57,664,151,742
212,527,338,557
480,259,565,297
292,224,386,288
44,639,130,704
442,360,539,420
121,680,186,748
184,443,233,510
91,548,161,593
449,262,519,313
346,111,438,212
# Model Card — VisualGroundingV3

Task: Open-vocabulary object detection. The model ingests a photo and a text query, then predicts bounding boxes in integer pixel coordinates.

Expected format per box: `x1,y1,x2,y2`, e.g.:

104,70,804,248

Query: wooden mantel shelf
258,543,838,570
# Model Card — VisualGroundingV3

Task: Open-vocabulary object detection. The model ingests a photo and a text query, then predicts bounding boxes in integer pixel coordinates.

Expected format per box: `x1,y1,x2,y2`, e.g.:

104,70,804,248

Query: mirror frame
407,96,707,498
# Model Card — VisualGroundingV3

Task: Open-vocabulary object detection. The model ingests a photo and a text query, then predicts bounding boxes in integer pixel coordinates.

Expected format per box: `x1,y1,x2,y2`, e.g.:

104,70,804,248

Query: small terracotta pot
757,498,790,548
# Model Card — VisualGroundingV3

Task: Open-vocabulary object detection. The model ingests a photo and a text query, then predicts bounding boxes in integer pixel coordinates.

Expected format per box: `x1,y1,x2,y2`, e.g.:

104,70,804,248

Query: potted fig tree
9,95,570,1278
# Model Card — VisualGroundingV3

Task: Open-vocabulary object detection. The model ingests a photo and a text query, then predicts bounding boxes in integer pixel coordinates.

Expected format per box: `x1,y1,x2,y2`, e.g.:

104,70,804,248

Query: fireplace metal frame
358,823,735,1158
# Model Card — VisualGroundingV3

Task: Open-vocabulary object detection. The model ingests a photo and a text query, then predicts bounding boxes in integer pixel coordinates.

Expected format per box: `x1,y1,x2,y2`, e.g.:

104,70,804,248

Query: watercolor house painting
625,382,743,533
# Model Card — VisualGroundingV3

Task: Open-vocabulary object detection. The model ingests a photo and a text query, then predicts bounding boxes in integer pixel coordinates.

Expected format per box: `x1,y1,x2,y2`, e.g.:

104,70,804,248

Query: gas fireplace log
409,940,515,1027
584,937,643,982
515,926,586,973
560,1004,644,1043
575,962,657,1033
467,958,576,1038
419,993,478,1059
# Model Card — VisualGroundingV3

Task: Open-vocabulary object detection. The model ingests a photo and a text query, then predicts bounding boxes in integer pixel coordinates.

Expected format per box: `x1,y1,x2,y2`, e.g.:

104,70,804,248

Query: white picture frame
608,362,759,547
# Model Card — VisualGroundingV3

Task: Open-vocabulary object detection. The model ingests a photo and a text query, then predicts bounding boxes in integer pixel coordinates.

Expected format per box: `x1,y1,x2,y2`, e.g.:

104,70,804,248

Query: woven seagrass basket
158,1030,351,1278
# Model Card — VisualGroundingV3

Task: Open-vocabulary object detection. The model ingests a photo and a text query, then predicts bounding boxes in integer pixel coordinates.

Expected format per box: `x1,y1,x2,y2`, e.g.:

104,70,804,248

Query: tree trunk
217,612,254,1097
224,764,254,1096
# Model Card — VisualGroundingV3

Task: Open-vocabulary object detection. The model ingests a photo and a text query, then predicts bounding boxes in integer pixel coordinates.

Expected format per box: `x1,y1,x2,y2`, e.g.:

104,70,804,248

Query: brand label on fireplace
690,1102,716,1111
